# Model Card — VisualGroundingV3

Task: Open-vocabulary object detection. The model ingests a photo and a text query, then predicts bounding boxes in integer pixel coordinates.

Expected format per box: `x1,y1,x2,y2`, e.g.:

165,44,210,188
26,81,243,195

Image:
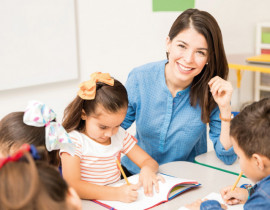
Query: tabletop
81,161,252,210
195,150,242,176
228,53,270,73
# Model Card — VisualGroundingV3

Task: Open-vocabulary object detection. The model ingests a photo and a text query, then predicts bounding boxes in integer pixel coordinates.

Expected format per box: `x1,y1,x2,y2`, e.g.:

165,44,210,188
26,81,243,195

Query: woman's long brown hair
168,9,228,123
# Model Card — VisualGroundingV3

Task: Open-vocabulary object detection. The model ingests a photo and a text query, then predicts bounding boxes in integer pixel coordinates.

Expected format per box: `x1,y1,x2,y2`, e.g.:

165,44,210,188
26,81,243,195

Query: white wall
1,0,270,123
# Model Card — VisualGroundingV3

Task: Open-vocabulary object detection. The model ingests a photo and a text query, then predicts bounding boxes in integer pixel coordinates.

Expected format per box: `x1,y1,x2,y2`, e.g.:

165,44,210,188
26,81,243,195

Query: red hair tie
0,144,31,168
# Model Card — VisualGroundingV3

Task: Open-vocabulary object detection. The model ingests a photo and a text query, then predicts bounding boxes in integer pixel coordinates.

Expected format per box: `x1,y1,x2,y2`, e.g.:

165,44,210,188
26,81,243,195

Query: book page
94,173,198,210
178,192,244,210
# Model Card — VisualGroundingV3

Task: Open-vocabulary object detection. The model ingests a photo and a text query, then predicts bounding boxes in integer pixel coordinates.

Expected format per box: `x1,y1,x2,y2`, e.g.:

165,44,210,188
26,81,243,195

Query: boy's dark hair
230,97,270,158
0,112,59,166
62,79,128,132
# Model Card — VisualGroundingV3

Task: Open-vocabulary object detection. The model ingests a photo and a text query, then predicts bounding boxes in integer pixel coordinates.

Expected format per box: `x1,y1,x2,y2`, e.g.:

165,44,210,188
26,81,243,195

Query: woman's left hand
208,76,233,109
138,166,165,197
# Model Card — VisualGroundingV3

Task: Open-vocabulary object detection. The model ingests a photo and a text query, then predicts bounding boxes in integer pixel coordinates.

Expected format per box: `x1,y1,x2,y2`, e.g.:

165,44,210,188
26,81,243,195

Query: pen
115,158,130,185
231,171,243,191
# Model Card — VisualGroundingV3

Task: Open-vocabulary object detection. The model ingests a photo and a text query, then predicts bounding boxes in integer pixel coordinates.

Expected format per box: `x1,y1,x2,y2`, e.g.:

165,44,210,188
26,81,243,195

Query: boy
186,97,270,210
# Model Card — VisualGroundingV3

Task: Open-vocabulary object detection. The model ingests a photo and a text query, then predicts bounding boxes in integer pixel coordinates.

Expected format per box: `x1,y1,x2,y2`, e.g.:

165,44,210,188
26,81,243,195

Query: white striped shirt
61,127,137,185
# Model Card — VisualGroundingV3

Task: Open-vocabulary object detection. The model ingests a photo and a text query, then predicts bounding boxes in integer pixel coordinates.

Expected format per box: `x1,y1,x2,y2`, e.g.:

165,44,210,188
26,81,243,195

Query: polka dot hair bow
23,100,75,156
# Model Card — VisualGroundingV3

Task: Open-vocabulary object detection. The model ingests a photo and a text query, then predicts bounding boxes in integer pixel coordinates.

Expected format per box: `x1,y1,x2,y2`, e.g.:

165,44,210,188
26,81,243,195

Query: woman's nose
183,50,194,63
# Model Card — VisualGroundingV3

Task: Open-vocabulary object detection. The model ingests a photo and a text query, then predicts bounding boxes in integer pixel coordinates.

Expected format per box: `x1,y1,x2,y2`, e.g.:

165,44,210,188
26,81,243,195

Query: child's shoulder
68,130,87,145
112,127,134,142
113,127,127,139
68,130,82,138
112,127,137,145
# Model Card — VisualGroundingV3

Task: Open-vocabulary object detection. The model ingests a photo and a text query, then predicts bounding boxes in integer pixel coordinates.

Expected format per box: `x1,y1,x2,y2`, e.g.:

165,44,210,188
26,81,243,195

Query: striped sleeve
70,136,83,159
121,131,137,154
59,132,83,158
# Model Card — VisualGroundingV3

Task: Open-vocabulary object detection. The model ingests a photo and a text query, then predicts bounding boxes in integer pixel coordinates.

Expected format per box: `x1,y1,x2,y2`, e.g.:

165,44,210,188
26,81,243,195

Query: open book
178,192,244,210
93,173,200,210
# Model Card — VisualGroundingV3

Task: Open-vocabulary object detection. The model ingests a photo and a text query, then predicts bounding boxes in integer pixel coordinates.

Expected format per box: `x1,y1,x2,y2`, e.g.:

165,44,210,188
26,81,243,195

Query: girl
0,144,81,210
0,100,75,166
61,72,162,203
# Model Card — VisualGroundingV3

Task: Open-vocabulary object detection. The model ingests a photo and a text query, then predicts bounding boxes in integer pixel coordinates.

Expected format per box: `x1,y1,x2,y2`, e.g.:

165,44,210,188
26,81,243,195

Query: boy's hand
138,166,165,196
117,184,139,203
221,186,249,205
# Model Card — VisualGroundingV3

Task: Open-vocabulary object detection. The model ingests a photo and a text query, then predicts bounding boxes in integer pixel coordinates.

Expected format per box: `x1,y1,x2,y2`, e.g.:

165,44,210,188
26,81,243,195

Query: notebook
93,173,200,210
246,54,270,64
178,192,244,210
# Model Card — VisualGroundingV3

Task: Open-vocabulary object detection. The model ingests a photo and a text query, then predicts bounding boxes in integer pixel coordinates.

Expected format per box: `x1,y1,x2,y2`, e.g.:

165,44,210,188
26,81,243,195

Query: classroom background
1,0,270,151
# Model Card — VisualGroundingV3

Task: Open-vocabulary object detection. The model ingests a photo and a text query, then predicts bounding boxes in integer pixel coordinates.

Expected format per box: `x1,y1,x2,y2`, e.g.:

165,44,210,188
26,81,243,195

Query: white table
81,161,252,210
195,151,243,176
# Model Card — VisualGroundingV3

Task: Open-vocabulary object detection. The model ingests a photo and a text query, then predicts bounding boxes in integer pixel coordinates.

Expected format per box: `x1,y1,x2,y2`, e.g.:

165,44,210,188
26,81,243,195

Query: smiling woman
165,27,209,96
121,8,237,175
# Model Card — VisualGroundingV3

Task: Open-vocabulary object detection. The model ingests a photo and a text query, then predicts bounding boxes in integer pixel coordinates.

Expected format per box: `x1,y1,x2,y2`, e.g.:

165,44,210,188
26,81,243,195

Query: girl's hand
220,186,249,205
117,184,139,203
138,166,165,196
208,76,233,110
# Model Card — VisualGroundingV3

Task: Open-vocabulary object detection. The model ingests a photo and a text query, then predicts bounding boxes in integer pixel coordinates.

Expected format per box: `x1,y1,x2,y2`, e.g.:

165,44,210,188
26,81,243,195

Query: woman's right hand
117,184,139,203
220,186,249,205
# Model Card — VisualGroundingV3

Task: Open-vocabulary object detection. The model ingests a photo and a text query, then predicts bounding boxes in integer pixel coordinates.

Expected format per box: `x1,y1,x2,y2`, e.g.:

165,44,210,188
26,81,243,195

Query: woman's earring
206,62,208,65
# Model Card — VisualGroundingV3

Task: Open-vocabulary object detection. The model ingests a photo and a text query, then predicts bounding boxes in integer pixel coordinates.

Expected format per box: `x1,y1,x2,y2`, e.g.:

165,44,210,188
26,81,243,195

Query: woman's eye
178,44,186,49
100,126,107,130
197,51,206,56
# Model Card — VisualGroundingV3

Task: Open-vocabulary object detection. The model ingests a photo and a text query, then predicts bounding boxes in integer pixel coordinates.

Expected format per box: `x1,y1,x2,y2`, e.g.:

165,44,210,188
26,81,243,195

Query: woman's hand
138,166,165,196
208,76,233,110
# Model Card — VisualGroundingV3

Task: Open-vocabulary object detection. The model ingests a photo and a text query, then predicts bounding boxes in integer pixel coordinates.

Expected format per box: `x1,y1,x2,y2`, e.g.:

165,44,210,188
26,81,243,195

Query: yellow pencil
231,171,243,191
115,158,130,185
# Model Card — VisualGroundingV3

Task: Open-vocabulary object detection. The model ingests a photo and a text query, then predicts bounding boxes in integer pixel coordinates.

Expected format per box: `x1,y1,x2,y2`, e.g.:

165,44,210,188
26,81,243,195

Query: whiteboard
0,0,78,91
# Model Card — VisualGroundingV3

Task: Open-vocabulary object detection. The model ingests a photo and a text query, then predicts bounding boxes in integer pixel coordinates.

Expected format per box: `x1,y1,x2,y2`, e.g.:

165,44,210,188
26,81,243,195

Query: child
61,72,163,203
185,97,270,210
0,144,81,210
0,100,75,166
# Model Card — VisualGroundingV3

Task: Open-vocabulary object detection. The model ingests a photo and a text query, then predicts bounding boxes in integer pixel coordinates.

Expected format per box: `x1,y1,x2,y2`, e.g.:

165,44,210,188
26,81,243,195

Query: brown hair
62,79,128,132
230,97,270,158
0,112,59,166
167,8,228,123
0,151,72,210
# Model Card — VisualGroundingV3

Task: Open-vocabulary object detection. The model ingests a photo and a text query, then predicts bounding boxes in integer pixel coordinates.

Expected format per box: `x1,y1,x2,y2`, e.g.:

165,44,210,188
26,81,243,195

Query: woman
121,8,237,175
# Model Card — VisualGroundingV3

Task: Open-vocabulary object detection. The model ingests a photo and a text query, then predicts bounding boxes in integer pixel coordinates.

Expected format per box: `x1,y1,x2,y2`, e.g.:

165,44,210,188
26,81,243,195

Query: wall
1,0,270,124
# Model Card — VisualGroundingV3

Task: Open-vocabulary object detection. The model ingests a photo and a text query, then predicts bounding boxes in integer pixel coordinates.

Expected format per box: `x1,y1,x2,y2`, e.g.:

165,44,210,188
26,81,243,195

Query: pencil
115,158,130,185
231,171,243,191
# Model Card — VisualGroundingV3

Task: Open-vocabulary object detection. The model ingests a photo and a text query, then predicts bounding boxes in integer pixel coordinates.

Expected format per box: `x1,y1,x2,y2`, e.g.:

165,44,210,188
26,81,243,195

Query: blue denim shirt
201,175,270,209
121,60,236,174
